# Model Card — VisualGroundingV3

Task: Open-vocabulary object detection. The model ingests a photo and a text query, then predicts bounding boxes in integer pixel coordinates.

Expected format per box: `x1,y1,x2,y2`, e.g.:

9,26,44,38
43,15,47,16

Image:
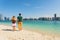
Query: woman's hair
12,16,16,23
12,16,15,20
13,16,15,18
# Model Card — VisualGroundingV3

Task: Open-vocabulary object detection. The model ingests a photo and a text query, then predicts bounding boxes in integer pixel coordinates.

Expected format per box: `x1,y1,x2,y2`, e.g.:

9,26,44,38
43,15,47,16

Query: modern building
54,13,57,20
52,14,57,21
38,17,51,21
4,17,10,21
54,14,56,18
0,14,3,20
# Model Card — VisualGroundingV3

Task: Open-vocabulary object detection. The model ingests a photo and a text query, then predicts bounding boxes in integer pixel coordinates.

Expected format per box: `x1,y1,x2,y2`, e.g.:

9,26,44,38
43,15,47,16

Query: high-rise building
52,13,57,20
7,17,10,21
54,14,56,18
4,17,7,20
0,14,3,20
4,17,10,21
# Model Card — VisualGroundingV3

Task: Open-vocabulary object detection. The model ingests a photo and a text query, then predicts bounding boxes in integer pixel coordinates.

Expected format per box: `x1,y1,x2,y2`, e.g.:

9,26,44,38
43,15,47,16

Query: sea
0,20,60,35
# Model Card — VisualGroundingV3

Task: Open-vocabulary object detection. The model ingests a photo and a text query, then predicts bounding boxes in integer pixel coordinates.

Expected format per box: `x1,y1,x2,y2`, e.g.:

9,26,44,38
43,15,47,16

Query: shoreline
0,25,60,40
0,24,60,36
24,27,60,37
0,23,60,36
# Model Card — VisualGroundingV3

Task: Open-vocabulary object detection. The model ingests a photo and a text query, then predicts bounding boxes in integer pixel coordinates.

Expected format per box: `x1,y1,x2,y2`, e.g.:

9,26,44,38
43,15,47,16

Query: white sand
0,25,60,40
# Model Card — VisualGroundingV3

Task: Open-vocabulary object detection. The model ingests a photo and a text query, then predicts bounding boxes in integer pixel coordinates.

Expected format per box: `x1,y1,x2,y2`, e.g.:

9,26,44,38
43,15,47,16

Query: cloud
24,3,31,6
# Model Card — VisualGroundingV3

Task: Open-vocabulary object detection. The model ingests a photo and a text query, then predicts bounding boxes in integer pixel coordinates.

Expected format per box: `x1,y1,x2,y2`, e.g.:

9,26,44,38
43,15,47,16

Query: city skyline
0,0,60,18
0,13,60,21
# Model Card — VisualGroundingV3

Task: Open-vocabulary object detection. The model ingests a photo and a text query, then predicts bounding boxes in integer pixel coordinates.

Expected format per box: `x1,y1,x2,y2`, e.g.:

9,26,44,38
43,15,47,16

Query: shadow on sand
2,29,18,31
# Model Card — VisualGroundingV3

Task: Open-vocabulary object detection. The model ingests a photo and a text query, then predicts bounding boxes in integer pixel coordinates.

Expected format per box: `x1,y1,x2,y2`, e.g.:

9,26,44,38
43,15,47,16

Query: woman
11,16,16,31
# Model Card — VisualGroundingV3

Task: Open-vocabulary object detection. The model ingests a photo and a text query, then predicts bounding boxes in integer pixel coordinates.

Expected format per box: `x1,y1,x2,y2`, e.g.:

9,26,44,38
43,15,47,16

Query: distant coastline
0,14,60,21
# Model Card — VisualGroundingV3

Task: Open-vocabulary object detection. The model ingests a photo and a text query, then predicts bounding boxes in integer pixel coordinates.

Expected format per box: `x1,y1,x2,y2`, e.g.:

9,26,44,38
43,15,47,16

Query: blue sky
0,0,60,18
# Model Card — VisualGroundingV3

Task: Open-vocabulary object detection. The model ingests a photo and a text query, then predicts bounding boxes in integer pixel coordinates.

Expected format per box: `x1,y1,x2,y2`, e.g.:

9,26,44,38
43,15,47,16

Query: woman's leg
13,26,15,31
12,23,16,31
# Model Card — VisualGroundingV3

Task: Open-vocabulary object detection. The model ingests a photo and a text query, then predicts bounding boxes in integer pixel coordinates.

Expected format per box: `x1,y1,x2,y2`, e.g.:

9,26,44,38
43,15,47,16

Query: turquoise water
0,20,60,35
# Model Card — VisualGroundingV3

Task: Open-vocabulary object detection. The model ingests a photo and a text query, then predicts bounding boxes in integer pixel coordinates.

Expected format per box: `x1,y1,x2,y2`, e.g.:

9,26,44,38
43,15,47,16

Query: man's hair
19,13,21,16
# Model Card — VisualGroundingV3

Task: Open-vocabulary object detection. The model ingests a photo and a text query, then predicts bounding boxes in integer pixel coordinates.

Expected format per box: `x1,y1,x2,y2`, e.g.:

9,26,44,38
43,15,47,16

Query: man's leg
18,22,22,30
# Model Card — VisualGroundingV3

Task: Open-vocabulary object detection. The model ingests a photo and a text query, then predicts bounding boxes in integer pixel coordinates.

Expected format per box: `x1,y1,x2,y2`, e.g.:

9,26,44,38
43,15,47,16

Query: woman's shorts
12,23,16,27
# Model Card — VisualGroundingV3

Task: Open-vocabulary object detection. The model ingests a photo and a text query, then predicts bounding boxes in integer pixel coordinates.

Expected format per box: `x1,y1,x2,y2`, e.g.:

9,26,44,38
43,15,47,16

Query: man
17,13,23,30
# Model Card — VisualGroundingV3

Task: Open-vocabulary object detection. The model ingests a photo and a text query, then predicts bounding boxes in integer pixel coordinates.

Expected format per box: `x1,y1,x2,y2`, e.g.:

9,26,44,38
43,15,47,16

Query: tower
54,13,57,20
54,14,56,18
0,14,3,20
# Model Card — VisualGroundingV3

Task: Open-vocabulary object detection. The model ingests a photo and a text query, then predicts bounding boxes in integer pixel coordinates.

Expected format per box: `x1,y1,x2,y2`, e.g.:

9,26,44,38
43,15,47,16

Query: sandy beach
0,25,60,40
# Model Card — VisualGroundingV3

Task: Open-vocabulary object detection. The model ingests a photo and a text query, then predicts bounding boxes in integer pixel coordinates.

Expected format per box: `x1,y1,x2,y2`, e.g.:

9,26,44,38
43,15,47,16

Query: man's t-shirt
17,16,22,22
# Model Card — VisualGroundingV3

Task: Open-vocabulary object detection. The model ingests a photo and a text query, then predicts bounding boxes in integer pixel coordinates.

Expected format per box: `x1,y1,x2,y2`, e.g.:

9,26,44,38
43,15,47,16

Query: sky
0,0,60,18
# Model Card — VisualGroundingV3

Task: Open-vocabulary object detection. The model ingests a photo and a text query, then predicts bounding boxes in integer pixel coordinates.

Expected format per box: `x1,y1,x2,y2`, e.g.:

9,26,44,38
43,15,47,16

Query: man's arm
21,17,23,22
